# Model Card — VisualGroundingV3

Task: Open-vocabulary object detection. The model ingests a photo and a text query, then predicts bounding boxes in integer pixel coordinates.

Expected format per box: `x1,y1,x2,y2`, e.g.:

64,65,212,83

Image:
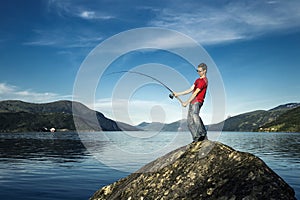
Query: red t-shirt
191,77,208,104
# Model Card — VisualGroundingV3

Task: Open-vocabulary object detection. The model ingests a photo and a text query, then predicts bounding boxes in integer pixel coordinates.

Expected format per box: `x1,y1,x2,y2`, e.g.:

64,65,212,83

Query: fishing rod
106,70,183,104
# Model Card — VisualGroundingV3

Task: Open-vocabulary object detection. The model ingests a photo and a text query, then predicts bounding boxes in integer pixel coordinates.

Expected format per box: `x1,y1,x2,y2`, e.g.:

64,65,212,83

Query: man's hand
182,101,188,107
173,92,178,97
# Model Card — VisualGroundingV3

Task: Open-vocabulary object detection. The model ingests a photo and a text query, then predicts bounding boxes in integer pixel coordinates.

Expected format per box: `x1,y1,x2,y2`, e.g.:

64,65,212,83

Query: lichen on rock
90,140,296,200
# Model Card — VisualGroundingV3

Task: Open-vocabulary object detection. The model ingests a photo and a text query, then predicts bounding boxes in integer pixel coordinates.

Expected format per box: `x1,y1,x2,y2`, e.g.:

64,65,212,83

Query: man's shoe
192,137,199,143
198,135,206,141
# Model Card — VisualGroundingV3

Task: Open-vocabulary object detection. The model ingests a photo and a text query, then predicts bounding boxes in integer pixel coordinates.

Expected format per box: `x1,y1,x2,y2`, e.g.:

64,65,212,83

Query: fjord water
0,131,299,200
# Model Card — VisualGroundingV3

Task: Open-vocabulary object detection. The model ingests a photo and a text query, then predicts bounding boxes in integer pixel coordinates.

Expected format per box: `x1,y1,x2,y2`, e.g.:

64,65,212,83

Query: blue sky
0,0,300,125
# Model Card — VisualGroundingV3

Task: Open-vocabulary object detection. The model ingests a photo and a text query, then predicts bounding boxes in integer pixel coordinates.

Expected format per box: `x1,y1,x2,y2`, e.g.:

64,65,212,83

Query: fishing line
106,70,183,104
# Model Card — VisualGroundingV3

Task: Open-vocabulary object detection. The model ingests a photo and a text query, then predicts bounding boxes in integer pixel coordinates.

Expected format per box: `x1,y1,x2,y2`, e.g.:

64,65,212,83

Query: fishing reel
169,93,183,104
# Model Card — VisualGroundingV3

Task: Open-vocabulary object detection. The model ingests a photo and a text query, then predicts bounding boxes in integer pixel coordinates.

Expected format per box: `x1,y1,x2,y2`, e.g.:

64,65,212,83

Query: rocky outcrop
90,140,296,200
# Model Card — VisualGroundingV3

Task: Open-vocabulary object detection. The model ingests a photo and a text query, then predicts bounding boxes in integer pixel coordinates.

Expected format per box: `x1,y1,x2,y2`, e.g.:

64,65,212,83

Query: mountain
137,103,300,132
207,103,300,132
136,122,165,131
269,103,300,111
211,103,300,132
136,120,188,132
0,100,139,132
208,110,277,132
258,106,300,132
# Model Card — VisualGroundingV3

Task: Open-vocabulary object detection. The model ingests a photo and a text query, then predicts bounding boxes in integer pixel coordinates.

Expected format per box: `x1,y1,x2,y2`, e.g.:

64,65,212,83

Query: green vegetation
258,106,300,132
209,103,300,132
0,100,138,132
0,112,75,132
0,100,75,132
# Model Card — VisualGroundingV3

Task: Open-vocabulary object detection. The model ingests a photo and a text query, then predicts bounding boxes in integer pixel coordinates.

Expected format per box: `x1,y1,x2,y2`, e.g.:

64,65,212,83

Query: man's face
197,67,205,76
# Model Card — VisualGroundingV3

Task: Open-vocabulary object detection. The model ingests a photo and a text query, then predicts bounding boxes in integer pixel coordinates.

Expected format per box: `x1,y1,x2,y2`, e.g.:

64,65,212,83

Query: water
0,131,299,200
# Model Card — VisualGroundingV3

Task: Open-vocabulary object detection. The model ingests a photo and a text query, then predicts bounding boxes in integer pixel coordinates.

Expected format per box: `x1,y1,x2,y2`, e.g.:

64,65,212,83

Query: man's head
197,63,207,77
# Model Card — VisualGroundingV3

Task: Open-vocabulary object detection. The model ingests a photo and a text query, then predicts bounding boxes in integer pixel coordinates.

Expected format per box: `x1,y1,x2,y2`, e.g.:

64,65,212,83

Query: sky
0,0,300,125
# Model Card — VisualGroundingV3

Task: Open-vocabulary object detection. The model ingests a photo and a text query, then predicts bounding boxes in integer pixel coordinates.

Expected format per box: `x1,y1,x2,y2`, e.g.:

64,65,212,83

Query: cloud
32,0,300,49
23,29,103,48
149,0,300,45
47,0,115,20
0,83,71,103
80,27,208,58
80,11,95,19
79,11,114,20
23,1,112,48
80,11,96,19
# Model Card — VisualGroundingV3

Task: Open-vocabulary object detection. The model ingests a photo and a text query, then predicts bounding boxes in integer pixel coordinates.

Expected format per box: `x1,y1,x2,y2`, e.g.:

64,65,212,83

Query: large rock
90,140,296,200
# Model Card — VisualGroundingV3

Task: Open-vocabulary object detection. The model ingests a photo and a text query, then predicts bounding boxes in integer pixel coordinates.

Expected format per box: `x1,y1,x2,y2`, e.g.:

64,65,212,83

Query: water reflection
0,132,89,163
0,132,127,200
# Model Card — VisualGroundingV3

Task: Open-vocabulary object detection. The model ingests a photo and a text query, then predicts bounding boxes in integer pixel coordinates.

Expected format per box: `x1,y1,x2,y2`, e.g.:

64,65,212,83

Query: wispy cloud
149,1,300,45
23,29,103,48
0,83,71,103
47,0,115,20
27,0,300,48
23,0,112,48
79,11,114,20
88,28,203,55
80,11,94,19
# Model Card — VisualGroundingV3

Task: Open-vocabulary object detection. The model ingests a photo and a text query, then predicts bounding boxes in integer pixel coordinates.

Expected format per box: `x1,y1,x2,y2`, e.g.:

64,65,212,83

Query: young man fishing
173,63,208,142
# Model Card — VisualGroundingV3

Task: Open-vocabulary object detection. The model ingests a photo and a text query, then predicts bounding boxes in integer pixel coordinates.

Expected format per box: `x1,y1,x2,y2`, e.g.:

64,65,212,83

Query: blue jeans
187,102,207,141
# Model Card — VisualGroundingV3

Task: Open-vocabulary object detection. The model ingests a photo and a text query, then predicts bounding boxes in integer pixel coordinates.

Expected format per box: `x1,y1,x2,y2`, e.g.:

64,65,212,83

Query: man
174,63,208,142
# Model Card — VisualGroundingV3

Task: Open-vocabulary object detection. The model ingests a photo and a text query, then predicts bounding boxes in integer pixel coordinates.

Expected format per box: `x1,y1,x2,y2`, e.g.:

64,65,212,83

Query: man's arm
182,88,200,107
173,85,194,97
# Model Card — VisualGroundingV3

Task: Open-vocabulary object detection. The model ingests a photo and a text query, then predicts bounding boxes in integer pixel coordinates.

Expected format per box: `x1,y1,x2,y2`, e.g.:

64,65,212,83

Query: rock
90,140,296,200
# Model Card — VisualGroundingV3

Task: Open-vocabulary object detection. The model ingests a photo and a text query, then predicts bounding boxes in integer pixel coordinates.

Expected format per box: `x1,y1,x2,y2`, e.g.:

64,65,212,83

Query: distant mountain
258,106,300,132
163,120,189,132
136,122,165,131
208,103,300,132
268,103,300,111
138,103,300,133
136,120,188,132
0,100,139,133
208,110,278,132
136,120,186,132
